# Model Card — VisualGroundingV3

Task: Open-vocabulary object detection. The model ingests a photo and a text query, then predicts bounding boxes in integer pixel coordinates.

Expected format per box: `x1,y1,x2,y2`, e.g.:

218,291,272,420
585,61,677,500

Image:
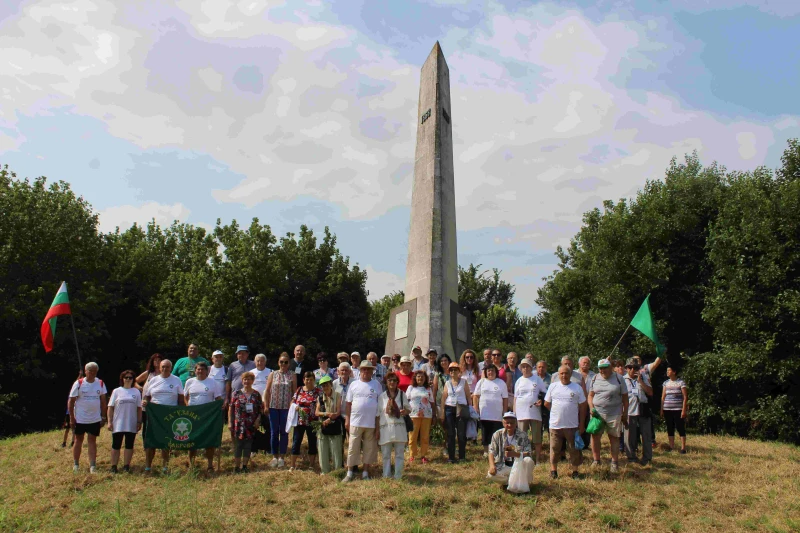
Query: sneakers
162,467,169,474
408,457,415,463
680,449,687,455
640,459,650,467
362,472,370,480
591,460,601,468
89,466,97,474
234,466,241,474
571,471,580,480
73,464,79,473
550,471,558,479
61,442,67,448
342,473,353,483
288,467,295,472
241,466,249,473
276,458,285,468
110,465,118,474
610,462,619,473
269,458,278,468
421,457,429,465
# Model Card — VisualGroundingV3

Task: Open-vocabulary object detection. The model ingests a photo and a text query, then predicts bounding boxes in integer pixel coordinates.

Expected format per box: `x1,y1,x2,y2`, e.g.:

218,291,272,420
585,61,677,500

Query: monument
385,42,472,359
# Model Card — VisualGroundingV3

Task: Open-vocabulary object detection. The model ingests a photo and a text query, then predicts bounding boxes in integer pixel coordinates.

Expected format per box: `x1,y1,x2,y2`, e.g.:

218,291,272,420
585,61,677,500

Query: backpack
78,378,104,389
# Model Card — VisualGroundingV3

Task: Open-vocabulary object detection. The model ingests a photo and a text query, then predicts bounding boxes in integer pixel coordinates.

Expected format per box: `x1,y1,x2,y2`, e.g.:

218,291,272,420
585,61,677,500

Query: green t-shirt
173,356,209,386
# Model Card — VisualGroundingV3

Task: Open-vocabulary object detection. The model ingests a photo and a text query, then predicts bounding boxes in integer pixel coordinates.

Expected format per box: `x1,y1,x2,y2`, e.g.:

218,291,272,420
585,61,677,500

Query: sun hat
448,362,461,370
359,360,375,369
519,358,534,368
400,355,413,364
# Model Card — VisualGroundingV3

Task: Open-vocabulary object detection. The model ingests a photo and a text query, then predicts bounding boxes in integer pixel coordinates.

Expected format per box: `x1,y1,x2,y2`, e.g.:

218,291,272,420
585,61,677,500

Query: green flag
629,294,666,356
144,400,223,450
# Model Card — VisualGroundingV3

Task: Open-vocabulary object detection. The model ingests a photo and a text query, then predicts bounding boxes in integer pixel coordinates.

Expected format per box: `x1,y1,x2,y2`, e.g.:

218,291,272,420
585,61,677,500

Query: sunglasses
123,376,134,380
279,360,289,364
465,356,474,359
491,353,501,357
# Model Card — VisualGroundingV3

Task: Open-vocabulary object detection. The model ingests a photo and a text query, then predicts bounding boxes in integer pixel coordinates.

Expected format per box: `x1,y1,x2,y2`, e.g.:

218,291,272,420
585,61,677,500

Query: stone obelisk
385,42,471,359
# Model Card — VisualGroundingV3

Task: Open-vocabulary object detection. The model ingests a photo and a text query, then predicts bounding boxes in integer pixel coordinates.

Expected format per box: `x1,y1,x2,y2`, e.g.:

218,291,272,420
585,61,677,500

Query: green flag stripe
51,291,70,306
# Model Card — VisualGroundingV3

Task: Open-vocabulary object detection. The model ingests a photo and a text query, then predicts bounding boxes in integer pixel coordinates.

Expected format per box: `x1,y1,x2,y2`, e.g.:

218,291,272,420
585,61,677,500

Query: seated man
487,411,535,491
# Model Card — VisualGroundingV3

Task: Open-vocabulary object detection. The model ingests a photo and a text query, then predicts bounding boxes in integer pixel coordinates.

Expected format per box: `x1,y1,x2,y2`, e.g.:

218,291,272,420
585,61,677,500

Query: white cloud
364,265,404,301
736,132,757,160
98,202,191,233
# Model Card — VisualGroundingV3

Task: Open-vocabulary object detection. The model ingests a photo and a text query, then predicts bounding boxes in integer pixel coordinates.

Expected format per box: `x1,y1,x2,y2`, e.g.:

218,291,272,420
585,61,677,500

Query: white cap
351,351,361,357
212,350,224,356
502,411,517,420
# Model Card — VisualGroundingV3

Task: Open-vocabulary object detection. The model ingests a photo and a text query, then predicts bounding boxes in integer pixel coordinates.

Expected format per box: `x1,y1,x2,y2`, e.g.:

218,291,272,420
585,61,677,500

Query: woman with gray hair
69,362,107,474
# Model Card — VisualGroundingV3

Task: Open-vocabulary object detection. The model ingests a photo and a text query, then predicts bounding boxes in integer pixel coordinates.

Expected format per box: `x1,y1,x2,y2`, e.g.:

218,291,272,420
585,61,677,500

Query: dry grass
1,429,799,532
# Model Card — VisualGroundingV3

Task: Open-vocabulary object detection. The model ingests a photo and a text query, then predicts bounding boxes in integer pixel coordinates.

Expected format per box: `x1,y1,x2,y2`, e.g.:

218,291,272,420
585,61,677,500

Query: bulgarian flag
41,281,71,352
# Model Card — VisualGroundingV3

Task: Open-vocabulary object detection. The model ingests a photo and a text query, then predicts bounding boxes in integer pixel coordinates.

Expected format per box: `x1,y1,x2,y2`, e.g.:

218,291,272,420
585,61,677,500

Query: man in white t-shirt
68,362,108,474
208,350,228,406
632,354,662,447
544,365,587,479
142,359,185,473
342,361,381,483
513,358,546,463
184,361,224,471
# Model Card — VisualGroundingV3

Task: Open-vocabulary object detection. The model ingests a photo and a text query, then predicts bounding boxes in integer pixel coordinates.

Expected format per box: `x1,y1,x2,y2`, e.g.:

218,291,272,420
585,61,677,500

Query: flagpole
68,311,83,373
608,324,632,358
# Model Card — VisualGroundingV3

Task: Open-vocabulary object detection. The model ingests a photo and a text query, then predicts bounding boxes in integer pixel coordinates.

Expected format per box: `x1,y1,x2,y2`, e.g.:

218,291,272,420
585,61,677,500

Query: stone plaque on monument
385,42,472,359
394,310,409,340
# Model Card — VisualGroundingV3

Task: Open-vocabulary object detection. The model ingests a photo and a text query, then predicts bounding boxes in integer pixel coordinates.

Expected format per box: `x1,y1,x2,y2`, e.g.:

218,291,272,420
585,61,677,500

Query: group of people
65,343,689,492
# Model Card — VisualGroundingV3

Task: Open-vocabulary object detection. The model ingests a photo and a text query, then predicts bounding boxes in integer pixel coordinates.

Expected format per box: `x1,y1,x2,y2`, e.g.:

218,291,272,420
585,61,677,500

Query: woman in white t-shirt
472,364,508,455
107,370,142,473
439,362,472,463
251,354,272,396
407,371,435,464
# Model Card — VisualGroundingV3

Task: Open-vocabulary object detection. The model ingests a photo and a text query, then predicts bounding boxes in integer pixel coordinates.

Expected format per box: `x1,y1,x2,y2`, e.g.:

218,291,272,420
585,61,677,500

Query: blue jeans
269,409,289,455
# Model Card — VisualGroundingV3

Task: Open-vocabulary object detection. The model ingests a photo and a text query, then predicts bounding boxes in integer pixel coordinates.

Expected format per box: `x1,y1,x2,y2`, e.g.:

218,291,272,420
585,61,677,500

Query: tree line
531,139,800,444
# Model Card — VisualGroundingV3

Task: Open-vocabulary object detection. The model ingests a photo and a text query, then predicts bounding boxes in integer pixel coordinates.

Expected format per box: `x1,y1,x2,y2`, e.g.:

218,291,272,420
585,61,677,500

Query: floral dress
230,390,263,440
293,387,321,426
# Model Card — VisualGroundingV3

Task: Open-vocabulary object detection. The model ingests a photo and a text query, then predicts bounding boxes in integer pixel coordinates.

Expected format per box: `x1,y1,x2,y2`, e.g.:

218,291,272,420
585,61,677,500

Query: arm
621,393,629,424
488,445,497,475
263,373,273,414
639,374,653,396
578,401,587,433
464,381,473,408
107,404,115,432
345,401,352,432
473,392,480,414
178,394,186,407
661,386,667,417
681,386,689,419
587,390,595,411
439,386,448,421
100,393,108,421
68,397,77,428
135,370,149,390
228,400,235,429
649,356,663,373
502,394,508,414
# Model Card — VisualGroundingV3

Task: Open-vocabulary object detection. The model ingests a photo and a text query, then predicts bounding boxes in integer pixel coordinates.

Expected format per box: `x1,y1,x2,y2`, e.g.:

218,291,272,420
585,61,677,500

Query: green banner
630,294,666,357
144,400,223,450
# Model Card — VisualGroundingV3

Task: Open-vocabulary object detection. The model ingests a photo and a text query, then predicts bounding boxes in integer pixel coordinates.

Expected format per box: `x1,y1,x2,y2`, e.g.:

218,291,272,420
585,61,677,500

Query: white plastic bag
506,458,530,494
286,403,299,432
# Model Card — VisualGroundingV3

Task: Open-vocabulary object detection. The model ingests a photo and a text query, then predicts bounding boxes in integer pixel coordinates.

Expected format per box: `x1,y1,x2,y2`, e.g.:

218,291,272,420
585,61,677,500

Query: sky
1,0,798,316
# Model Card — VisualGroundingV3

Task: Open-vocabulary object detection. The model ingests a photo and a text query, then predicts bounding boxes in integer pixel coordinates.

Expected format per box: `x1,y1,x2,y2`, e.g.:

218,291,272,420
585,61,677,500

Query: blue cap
236,345,249,353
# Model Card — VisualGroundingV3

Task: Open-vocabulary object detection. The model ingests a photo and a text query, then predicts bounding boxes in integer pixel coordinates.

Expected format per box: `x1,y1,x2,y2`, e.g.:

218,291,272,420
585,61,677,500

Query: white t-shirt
185,377,222,405
69,378,108,424
444,377,468,406
208,365,228,398
475,378,508,422
545,382,586,429
146,374,184,406
514,375,546,421
108,387,141,433
346,379,381,429
252,367,271,395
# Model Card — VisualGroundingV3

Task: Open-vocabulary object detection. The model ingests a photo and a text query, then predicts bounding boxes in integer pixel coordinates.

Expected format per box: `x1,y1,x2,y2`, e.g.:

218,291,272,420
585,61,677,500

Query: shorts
517,419,542,444
111,432,137,450
74,422,101,437
598,415,623,438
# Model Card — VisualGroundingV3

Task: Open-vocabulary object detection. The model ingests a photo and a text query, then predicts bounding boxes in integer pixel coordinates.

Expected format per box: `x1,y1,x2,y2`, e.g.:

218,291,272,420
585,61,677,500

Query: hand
107,422,113,432
70,418,76,429
621,414,628,426
137,421,142,431
141,399,148,408
489,465,497,476
228,423,234,430
221,402,228,411
345,420,350,433
661,410,665,418
535,400,542,407
375,428,380,442
579,425,585,434
399,409,409,416
681,411,687,420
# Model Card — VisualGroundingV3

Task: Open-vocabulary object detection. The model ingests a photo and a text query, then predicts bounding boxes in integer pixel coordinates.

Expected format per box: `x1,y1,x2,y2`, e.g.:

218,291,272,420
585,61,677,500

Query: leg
591,432,602,462
419,417,431,459
394,442,405,479
268,409,281,459
234,438,243,468
331,435,343,470
625,416,639,460
189,449,197,466
87,434,97,467
319,435,332,474
382,443,392,477
530,420,543,463
307,428,318,470
278,409,289,457
145,448,155,469
161,448,170,468
675,415,687,450
522,456,535,484
445,407,457,461
291,425,304,468
640,416,653,462
549,429,563,474
205,448,215,469
409,418,422,459
456,414,468,460
609,435,620,463
110,433,122,467
347,427,364,470
72,432,84,465
240,439,253,466
123,433,136,467
563,428,579,473
487,464,512,485
361,427,378,474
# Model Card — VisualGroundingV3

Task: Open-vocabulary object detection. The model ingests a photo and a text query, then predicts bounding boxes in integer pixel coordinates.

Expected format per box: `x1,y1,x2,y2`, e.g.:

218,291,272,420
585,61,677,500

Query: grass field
1,428,799,532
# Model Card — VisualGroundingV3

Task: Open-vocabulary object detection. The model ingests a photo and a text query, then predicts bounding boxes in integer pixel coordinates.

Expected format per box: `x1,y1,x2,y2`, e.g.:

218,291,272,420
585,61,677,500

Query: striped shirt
662,378,687,410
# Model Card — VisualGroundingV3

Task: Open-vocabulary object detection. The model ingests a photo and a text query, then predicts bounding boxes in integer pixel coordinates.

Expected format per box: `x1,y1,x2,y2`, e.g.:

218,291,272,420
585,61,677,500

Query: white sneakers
89,466,97,474
342,473,353,483
269,458,278,468
277,458,285,468
73,464,79,473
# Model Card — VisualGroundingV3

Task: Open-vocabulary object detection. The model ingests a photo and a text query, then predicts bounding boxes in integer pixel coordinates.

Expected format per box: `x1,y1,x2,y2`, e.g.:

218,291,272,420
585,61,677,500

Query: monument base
385,298,472,360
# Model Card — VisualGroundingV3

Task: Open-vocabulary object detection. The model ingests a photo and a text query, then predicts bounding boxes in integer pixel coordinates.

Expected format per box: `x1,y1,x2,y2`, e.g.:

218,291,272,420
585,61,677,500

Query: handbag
319,397,343,436
400,392,414,433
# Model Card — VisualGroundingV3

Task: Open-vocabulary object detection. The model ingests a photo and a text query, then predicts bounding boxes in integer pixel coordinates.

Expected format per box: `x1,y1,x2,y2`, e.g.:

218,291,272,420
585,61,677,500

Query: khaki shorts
347,426,378,467
517,419,542,444
597,415,623,438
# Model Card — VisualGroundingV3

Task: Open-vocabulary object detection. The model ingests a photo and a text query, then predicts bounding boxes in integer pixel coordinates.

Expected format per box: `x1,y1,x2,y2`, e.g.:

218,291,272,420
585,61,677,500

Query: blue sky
1,0,798,315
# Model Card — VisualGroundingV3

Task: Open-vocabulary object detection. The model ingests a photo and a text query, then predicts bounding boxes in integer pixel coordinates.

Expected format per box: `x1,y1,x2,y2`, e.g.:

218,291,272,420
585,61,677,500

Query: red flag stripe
40,303,71,353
